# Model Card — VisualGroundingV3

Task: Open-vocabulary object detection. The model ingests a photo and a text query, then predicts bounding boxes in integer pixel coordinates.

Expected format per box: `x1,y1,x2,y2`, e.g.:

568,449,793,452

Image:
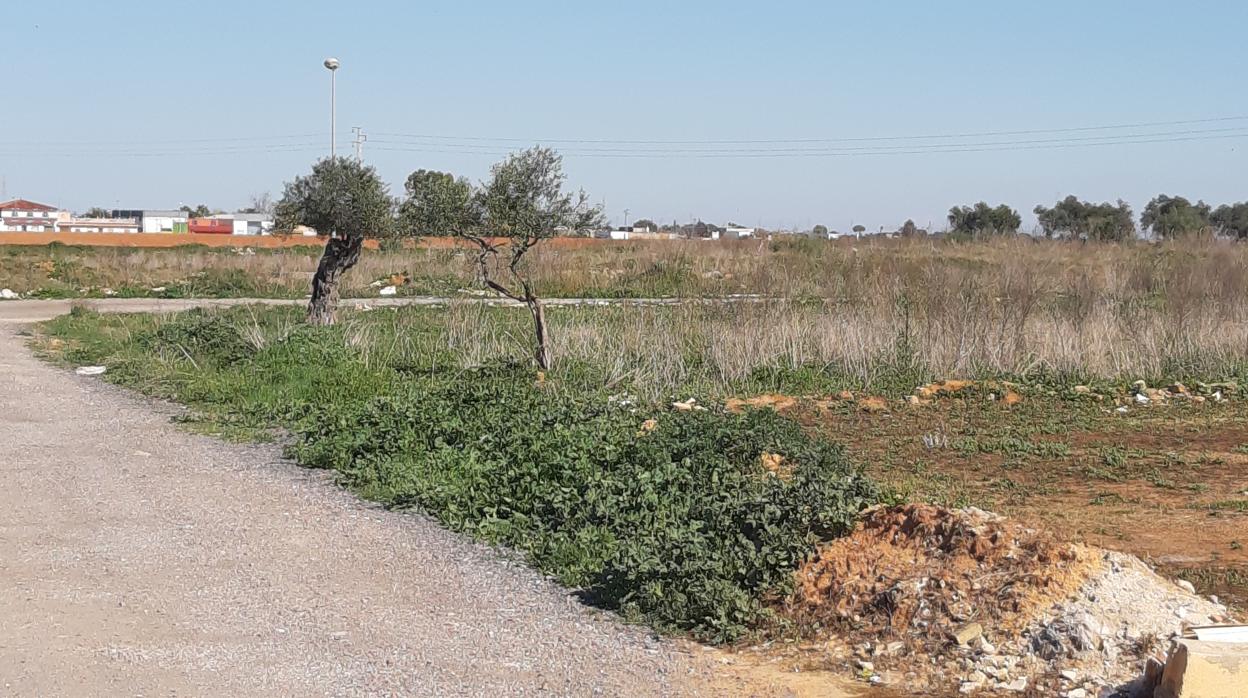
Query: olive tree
275,157,395,325
947,202,1021,235
1034,195,1134,241
1141,194,1211,238
398,170,475,236
1211,202,1248,239
399,147,602,369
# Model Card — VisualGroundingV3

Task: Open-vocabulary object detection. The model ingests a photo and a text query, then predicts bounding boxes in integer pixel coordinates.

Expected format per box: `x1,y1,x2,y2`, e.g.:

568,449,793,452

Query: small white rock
0,288,19,300
1176,579,1196,594
1066,689,1088,698
74,366,107,376
379,285,398,296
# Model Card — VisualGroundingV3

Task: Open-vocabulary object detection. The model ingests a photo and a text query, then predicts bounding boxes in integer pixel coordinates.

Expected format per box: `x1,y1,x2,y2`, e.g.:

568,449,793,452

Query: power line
370,115,1248,146
0,132,331,146
366,126,1248,155
366,131,1248,159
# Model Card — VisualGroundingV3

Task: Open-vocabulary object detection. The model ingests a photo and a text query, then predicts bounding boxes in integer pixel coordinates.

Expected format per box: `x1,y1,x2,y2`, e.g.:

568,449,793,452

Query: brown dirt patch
725,393,799,413
857,396,890,414
784,505,1100,646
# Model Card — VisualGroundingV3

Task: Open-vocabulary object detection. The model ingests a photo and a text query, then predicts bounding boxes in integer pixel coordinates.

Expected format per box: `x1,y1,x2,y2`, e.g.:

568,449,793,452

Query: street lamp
324,57,340,158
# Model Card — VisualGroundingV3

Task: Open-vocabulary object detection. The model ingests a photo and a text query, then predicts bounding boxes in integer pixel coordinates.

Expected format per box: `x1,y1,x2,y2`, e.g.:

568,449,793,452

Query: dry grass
12,236,1248,393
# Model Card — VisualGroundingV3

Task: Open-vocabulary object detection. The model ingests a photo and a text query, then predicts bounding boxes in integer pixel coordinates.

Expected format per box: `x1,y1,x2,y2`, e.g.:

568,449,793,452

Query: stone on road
0,323,791,696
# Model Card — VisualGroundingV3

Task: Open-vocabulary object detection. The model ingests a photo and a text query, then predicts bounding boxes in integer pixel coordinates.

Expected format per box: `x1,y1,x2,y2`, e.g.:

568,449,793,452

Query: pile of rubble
1072,380,1236,409
781,504,1236,695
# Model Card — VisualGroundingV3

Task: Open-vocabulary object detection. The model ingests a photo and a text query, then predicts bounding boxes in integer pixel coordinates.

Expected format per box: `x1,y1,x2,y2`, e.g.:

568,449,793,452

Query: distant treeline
940,195,1248,240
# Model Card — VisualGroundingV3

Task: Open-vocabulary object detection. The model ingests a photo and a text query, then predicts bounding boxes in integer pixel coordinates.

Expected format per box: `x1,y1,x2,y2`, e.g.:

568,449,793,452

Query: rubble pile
781,505,1235,695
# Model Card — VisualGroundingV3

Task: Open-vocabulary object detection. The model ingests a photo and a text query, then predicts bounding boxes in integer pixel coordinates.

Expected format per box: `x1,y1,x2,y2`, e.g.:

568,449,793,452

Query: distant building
209,213,275,236
187,218,233,235
0,199,62,232
59,217,140,233
725,226,756,239
112,209,189,233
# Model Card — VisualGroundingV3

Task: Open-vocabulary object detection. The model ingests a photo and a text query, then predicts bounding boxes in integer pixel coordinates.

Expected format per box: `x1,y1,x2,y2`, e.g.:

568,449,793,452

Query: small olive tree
275,157,395,325
399,147,602,369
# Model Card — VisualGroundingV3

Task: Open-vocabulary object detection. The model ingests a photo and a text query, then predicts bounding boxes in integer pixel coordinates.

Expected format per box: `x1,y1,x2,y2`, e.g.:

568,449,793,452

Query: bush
289,366,878,641
143,310,253,366
37,307,881,642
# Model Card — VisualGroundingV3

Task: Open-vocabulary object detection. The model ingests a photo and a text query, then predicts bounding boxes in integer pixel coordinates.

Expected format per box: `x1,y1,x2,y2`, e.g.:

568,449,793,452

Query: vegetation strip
35,305,878,642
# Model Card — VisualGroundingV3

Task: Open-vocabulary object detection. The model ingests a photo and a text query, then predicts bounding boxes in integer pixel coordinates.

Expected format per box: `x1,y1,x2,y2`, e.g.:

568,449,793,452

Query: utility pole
324,58,340,158
623,208,630,229
351,126,367,162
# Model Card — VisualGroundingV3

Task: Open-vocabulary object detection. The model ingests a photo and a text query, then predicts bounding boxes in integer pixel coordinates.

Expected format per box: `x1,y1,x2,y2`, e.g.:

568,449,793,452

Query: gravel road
0,315,807,697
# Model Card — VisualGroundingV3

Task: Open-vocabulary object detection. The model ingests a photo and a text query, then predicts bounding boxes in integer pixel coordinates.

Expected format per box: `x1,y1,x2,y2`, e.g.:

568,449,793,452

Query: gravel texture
0,320,785,697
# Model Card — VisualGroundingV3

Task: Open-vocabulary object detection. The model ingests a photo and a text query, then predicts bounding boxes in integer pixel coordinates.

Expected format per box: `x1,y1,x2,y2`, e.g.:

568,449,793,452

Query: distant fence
0,232,341,249
0,232,624,251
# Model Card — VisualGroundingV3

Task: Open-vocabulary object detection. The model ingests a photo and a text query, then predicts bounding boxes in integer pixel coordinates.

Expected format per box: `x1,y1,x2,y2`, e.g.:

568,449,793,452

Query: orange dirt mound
725,394,799,413
785,505,1099,646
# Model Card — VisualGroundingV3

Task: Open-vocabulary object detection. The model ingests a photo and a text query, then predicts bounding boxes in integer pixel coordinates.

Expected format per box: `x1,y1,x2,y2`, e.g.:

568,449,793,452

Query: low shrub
36,308,880,642
289,369,878,641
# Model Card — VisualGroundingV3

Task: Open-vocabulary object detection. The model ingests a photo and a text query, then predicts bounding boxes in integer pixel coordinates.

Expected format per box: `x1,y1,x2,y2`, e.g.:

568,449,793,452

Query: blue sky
2,0,1245,231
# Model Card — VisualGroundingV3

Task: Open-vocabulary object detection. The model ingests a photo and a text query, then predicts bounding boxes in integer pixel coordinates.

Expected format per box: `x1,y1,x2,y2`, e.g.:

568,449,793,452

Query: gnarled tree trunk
527,297,551,370
307,235,363,326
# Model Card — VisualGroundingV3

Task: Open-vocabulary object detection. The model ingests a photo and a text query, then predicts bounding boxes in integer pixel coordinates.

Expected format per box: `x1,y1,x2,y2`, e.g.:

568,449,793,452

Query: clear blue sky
3,0,1246,231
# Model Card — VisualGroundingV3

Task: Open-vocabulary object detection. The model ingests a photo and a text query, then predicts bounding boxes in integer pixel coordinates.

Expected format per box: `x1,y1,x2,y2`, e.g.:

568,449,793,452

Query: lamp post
324,57,340,158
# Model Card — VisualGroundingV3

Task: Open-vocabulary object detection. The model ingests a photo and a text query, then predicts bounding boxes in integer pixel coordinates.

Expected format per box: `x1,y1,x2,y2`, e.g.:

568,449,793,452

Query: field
19,236,1248,688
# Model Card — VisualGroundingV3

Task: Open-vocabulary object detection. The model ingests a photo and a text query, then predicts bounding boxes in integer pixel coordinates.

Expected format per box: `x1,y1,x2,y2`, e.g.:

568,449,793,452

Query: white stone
379,285,398,296
0,288,19,299
1176,579,1196,594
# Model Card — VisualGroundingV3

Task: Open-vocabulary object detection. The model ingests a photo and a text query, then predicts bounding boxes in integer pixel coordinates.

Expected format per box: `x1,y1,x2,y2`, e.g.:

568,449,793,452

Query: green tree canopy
947,202,1021,235
398,170,477,237
852,224,866,234
275,157,396,324
1033,196,1134,241
633,219,657,231
812,224,828,237
398,147,603,369
180,204,212,219
83,207,111,218
1141,194,1211,238
1211,202,1248,239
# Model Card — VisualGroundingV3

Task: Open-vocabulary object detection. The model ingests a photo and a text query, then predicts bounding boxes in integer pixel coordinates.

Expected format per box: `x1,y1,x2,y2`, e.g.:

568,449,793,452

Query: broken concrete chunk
955,623,984,647
1155,639,1248,698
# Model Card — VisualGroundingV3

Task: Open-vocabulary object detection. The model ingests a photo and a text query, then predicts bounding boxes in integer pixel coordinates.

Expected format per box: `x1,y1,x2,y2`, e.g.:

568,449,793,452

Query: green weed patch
34,307,879,642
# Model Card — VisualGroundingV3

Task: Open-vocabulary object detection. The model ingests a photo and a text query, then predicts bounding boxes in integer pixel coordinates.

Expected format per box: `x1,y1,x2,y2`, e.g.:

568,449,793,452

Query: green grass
34,305,878,642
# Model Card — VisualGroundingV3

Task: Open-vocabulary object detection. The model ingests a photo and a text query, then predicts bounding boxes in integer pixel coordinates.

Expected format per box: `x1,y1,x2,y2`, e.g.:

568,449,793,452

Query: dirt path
0,295,776,325
0,321,836,696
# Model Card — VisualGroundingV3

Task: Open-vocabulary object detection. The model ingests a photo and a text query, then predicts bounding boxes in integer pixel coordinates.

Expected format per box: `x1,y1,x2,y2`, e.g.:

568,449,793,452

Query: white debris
0,288,19,300
74,366,107,376
378,286,398,296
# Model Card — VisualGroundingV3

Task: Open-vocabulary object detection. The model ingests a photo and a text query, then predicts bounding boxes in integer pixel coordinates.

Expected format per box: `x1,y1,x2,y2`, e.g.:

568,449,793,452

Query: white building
0,199,62,232
60,217,140,233
725,226,756,239
209,213,276,236
112,209,190,233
